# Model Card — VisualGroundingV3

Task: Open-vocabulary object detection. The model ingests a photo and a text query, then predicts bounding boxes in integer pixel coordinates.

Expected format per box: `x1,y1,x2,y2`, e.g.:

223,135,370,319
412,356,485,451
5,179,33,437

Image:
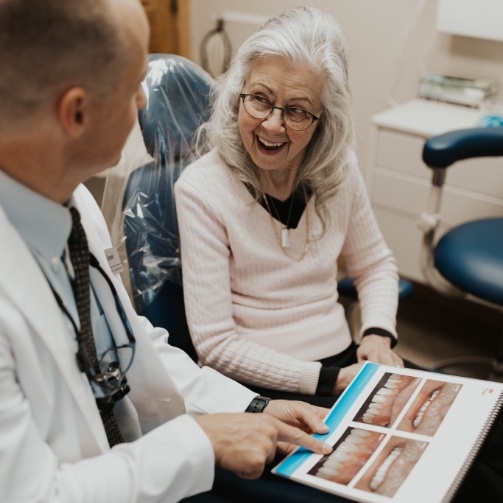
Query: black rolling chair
418,127,503,379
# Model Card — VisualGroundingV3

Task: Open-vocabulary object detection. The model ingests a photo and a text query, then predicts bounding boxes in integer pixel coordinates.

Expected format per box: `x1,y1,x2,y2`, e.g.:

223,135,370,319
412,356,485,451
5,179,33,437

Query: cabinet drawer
376,130,428,179
375,129,503,199
373,171,503,226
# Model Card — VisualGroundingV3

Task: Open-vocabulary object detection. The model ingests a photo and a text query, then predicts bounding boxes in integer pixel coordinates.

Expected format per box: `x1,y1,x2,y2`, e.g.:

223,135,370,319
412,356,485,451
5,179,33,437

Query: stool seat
338,277,414,302
434,218,503,305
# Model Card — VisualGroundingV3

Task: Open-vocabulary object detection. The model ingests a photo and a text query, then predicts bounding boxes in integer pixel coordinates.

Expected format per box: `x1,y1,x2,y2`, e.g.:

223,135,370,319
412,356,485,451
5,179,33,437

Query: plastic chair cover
101,54,213,312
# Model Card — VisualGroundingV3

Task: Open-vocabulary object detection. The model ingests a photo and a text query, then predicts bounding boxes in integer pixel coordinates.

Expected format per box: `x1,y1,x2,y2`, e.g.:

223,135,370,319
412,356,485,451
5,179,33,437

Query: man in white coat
0,0,335,502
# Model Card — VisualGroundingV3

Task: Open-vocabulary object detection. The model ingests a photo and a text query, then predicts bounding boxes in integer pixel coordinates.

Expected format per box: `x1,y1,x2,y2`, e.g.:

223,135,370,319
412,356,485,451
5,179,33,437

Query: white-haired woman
175,5,406,407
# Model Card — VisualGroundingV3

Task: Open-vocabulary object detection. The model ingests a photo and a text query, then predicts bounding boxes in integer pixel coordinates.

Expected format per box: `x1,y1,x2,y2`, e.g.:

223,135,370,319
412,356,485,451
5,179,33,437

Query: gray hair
0,0,130,128
196,5,356,234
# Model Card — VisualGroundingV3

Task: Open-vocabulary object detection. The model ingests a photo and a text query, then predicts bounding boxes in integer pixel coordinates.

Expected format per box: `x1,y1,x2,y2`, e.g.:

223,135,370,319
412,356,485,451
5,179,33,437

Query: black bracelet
245,396,270,413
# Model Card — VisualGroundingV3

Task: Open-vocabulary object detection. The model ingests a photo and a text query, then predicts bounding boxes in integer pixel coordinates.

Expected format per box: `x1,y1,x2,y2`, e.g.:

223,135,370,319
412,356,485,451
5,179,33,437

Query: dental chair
118,54,214,362
418,127,503,379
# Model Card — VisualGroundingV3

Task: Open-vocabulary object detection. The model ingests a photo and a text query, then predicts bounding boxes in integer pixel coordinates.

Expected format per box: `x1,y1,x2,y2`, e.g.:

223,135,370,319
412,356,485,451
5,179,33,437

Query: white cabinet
366,99,503,283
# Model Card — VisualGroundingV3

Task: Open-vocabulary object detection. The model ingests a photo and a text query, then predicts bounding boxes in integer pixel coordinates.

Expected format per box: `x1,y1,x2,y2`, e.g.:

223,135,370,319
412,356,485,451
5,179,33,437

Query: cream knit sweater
175,149,398,395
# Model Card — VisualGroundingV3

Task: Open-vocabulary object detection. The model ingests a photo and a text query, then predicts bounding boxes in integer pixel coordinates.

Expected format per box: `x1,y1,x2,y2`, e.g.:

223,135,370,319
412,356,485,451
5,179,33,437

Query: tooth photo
354,436,428,497
354,373,420,428
309,427,384,485
396,380,462,436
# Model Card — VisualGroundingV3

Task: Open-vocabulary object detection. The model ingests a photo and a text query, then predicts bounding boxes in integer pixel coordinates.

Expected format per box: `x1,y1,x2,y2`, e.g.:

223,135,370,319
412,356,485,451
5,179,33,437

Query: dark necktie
68,207,124,447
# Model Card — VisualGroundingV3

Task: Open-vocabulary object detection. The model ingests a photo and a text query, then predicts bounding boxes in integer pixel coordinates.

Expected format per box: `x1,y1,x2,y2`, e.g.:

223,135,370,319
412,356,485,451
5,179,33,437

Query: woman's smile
238,55,322,181
256,135,287,153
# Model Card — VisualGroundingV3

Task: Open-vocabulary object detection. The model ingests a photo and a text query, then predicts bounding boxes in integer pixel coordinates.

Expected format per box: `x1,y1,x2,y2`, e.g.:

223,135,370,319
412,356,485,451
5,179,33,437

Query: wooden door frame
141,0,190,58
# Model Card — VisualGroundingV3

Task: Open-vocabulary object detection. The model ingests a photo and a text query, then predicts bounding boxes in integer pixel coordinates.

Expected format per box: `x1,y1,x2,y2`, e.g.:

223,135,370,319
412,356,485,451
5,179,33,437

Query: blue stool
419,127,503,378
434,218,503,306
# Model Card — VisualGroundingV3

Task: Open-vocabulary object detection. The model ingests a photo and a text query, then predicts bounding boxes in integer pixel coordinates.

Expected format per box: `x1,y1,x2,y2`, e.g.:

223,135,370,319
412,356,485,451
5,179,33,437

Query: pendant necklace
266,192,294,248
261,188,310,262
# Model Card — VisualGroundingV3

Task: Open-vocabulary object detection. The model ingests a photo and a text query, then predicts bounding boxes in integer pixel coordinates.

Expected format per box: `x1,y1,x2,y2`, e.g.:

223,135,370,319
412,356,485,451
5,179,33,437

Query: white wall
188,0,503,172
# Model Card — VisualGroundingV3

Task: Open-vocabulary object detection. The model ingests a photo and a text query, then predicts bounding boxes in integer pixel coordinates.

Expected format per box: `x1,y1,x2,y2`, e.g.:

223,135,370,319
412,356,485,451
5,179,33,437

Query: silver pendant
281,228,290,248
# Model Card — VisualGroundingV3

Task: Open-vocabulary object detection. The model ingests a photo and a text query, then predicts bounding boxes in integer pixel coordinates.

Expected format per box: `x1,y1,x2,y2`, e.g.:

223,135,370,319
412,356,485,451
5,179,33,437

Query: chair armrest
423,127,503,169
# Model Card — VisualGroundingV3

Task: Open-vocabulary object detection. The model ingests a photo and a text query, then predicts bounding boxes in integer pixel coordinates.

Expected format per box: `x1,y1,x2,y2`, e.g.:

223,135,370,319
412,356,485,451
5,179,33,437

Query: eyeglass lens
241,94,317,131
99,345,135,377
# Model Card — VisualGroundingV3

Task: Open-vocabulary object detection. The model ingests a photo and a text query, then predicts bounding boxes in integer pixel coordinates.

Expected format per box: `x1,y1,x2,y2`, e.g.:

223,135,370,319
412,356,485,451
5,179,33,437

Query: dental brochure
272,362,503,503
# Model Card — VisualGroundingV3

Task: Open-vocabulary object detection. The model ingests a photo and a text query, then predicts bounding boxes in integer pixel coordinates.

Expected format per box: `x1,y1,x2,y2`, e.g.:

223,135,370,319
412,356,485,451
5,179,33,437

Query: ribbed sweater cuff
299,362,323,395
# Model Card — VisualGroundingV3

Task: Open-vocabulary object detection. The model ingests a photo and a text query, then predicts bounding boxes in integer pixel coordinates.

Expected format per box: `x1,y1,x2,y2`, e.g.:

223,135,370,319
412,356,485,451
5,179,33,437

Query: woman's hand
330,336,403,396
331,362,364,395
357,335,403,367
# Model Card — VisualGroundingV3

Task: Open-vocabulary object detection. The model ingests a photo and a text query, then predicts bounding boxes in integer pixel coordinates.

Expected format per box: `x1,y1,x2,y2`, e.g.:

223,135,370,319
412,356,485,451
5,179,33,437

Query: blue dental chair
121,54,213,362
418,127,503,379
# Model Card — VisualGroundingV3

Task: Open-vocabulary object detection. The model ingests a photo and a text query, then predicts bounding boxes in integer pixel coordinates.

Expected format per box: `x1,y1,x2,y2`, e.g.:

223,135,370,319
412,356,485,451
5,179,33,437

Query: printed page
273,363,503,503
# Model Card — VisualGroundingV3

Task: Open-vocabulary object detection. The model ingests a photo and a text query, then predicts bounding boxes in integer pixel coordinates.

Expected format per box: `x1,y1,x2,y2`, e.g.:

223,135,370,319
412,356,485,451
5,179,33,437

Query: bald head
0,0,141,129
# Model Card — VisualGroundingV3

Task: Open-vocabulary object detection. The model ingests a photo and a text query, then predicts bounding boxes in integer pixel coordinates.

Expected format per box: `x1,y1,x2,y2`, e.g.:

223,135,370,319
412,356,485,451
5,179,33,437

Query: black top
259,190,306,229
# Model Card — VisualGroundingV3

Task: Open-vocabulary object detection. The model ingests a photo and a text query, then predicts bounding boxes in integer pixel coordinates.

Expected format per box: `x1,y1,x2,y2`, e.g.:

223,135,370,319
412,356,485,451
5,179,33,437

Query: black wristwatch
245,396,270,413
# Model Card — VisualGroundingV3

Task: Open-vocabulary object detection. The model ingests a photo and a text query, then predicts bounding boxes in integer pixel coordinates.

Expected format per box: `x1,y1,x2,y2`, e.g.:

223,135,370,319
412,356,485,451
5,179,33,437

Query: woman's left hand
263,400,330,455
357,335,404,367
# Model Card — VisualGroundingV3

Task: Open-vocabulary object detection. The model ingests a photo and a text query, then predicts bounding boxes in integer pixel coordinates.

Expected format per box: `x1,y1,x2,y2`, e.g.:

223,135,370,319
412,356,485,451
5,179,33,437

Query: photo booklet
272,362,503,503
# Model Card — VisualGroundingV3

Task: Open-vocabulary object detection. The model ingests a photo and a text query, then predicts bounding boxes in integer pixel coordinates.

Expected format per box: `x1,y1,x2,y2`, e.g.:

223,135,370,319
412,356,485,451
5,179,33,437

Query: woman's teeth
258,137,284,149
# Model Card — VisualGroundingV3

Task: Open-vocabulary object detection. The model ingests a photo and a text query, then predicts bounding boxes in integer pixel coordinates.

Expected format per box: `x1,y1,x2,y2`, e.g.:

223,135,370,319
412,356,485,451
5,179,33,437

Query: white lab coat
0,184,255,503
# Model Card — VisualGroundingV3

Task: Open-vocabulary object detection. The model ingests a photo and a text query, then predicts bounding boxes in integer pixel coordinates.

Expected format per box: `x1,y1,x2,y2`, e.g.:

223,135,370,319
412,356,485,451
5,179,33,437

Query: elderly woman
175,6,404,407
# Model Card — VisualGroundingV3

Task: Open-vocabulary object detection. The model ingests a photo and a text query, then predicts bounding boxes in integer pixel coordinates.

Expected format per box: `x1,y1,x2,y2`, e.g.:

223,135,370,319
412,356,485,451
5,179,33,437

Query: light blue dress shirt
0,170,141,440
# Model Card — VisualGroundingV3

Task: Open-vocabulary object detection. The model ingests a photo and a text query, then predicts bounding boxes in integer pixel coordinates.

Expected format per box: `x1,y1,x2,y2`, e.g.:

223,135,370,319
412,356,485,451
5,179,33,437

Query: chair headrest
138,54,213,159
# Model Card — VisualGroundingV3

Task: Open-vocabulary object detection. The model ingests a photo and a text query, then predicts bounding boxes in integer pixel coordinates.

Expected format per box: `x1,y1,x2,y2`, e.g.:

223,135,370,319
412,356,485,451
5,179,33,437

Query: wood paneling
140,0,190,57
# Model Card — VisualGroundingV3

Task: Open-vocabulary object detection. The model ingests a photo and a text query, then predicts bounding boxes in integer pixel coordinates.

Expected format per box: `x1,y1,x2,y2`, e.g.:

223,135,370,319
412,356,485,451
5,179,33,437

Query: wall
188,0,503,173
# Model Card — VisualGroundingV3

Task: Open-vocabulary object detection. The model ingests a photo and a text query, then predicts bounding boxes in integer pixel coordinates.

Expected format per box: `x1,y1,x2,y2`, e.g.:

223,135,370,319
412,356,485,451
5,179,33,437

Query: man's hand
196,412,332,479
357,335,403,367
263,399,330,454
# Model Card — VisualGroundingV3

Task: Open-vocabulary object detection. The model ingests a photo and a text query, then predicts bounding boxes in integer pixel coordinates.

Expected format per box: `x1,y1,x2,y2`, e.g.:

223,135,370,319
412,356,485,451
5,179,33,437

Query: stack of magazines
418,74,498,108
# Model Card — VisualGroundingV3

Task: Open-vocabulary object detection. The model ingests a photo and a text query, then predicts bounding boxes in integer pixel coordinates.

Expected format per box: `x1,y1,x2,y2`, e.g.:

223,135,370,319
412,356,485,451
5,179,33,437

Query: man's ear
57,87,88,137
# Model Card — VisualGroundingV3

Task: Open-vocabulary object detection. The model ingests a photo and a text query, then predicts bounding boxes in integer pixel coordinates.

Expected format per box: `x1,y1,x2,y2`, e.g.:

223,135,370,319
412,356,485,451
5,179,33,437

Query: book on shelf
272,362,503,503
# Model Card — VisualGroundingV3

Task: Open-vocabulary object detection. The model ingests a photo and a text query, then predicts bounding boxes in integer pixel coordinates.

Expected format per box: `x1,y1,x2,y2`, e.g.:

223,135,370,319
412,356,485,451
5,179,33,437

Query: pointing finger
273,418,332,456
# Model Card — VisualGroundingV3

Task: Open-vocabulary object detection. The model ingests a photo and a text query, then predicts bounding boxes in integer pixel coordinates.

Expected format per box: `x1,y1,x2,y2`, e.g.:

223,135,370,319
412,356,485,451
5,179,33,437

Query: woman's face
238,55,322,176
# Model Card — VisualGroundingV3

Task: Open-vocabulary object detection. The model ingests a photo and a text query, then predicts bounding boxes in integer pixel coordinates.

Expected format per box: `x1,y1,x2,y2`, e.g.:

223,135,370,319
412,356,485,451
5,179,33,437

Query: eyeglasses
87,254,136,409
239,93,320,131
